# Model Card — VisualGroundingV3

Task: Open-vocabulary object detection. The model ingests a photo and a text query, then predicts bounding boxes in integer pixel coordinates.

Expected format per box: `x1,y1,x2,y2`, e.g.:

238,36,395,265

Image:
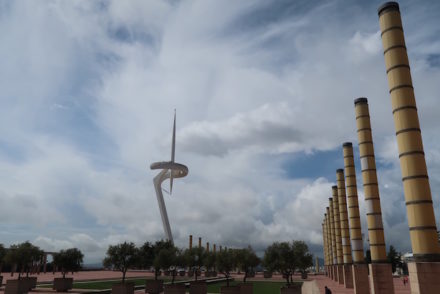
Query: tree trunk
122,270,126,283
243,272,247,283
172,271,175,284
226,274,230,287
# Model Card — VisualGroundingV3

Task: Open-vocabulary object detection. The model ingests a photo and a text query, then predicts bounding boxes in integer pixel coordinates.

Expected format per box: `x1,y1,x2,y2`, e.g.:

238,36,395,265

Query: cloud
0,0,440,263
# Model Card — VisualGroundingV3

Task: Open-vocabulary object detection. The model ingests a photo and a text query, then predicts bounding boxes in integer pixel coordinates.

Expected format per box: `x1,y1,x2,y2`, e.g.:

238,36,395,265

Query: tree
103,242,138,283
53,248,84,279
5,241,43,279
151,240,175,280
387,245,402,273
184,247,206,281
263,242,296,285
154,245,180,284
137,242,154,270
216,249,235,286
0,244,6,273
292,241,313,274
204,250,217,273
235,246,260,282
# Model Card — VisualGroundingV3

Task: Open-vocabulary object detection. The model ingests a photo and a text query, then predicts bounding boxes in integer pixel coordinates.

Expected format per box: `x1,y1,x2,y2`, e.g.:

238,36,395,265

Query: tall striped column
343,142,369,294
378,2,440,293
189,235,193,250
337,169,353,288
329,198,337,281
326,207,334,279
354,97,394,294
322,221,327,275
332,186,344,284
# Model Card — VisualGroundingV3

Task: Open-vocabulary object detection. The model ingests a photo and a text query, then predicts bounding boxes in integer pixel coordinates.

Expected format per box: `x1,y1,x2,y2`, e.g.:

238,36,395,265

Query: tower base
337,265,344,284
343,264,354,288
408,262,440,294
352,263,369,294
369,263,394,294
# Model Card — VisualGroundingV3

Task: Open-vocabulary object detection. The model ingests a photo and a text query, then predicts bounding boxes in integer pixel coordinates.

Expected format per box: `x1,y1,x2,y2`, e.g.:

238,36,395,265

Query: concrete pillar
332,186,344,285
354,97,394,294
43,254,47,274
343,142,370,294
329,198,337,281
337,169,353,288
326,208,333,278
378,3,440,293
198,237,202,249
206,242,210,253
189,235,193,250
322,222,327,275
316,256,320,273
324,213,331,276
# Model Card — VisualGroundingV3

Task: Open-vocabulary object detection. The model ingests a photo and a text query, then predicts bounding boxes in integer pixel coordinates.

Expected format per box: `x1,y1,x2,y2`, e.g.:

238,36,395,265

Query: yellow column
323,216,328,268
198,237,202,249
337,169,353,289
337,169,353,265
213,244,216,253
354,97,394,294
329,199,337,281
343,143,365,263
332,186,344,284
189,235,193,250
343,142,370,294
206,242,210,253
378,2,440,293
354,98,387,262
326,208,334,279
378,1,440,261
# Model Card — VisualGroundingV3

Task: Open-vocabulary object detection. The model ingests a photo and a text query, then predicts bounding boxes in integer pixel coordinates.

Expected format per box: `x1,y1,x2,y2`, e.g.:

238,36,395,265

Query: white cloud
0,0,440,263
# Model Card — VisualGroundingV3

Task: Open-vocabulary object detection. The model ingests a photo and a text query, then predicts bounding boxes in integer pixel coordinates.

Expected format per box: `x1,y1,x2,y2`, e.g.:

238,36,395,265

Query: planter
164,284,185,294
22,277,37,291
53,278,73,292
145,279,163,294
204,271,211,277
212,271,217,277
164,270,170,276
187,270,194,277
220,286,240,294
263,271,272,278
112,282,135,294
4,279,28,294
179,271,186,277
238,283,253,294
301,272,308,279
189,280,207,294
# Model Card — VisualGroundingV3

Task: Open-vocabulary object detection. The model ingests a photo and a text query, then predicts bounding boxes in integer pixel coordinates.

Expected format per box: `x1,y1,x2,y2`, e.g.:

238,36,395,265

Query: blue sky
1,0,440,263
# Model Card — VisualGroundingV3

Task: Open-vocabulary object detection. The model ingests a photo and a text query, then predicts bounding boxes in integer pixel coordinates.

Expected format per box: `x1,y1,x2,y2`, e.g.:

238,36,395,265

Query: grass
40,277,171,290
40,278,300,293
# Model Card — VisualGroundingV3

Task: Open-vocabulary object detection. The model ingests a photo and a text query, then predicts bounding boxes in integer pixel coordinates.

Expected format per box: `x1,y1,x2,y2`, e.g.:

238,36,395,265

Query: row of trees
103,240,313,286
0,242,83,279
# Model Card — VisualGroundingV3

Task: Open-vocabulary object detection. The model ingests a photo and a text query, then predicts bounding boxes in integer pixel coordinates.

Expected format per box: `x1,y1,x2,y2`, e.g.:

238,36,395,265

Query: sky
1,0,440,264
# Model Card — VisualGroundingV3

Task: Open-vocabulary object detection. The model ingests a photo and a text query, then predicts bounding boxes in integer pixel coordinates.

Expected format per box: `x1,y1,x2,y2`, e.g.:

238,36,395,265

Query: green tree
151,240,175,280
53,248,84,279
5,242,43,279
292,241,313,274
235,246,260,282
184,247,206,281
0,244,6,272
387,245,402,273
204,250,217,273
154,245,182,284
103,242,138,283
137,241,154,271
216,249,235,286
263,242,296,285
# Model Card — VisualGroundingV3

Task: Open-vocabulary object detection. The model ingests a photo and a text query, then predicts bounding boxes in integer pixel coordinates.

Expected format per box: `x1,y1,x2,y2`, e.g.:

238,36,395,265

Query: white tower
150,111,188,243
